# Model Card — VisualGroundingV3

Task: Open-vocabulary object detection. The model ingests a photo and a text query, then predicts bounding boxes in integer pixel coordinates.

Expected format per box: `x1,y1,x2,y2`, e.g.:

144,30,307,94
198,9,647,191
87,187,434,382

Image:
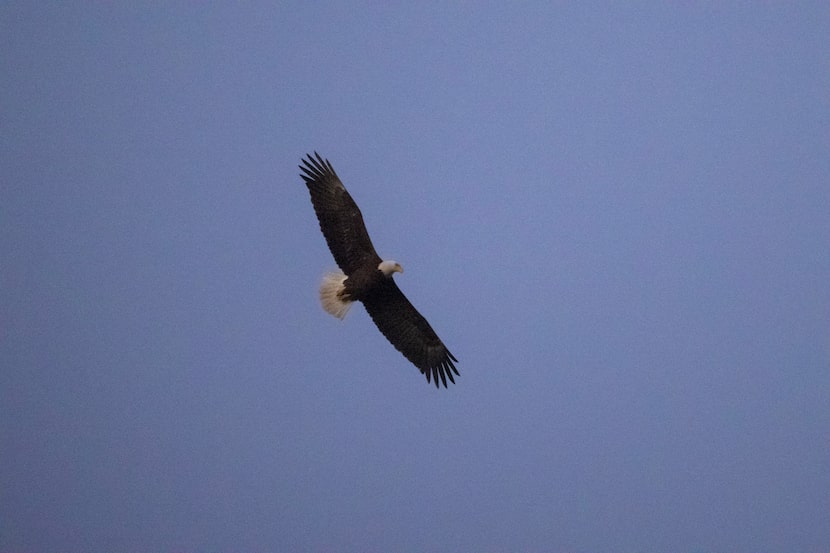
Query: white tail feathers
319,270,352,319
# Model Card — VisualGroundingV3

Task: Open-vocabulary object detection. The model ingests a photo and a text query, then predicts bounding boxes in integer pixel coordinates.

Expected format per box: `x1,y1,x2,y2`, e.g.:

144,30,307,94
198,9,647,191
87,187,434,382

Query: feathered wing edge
422,344,460,388
362,279,459,388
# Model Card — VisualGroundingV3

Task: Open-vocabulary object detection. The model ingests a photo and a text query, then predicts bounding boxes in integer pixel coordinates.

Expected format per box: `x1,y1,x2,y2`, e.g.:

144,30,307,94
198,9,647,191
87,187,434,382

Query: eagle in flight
299,152,459,388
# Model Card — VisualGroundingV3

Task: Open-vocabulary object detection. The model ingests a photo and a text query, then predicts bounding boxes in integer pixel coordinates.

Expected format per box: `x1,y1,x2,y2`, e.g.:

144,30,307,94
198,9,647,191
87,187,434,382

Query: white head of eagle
378,260,403,276
299,152,459,388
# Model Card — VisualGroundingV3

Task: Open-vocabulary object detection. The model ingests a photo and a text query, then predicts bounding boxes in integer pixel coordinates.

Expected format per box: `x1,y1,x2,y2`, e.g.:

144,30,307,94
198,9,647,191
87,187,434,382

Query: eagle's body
299,152,459,387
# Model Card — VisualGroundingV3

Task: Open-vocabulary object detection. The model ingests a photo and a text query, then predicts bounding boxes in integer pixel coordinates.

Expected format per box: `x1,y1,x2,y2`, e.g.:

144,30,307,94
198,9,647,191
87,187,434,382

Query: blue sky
2,3,828,552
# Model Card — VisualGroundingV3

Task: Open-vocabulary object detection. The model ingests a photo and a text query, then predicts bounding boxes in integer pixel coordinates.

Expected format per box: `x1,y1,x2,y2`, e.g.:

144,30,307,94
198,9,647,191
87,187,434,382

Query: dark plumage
299,152,459,388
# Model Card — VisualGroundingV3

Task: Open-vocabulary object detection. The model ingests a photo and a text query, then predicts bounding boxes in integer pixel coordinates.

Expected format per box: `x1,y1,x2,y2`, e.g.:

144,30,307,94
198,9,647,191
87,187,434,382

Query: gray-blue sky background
2,3,828,552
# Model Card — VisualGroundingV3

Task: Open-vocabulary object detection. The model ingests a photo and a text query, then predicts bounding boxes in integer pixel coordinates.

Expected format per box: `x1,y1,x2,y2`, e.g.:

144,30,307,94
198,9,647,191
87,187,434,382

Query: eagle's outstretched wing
299,152,381,275
362,278,459,388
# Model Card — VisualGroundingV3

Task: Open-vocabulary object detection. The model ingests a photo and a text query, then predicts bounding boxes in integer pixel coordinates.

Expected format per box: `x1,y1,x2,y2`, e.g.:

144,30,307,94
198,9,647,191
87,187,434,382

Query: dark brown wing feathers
299,152,380,275
362,279,459,388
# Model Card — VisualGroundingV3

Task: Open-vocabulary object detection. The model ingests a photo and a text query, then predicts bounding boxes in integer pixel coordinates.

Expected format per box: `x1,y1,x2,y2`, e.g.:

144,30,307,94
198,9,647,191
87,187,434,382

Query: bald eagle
299,152,459,388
